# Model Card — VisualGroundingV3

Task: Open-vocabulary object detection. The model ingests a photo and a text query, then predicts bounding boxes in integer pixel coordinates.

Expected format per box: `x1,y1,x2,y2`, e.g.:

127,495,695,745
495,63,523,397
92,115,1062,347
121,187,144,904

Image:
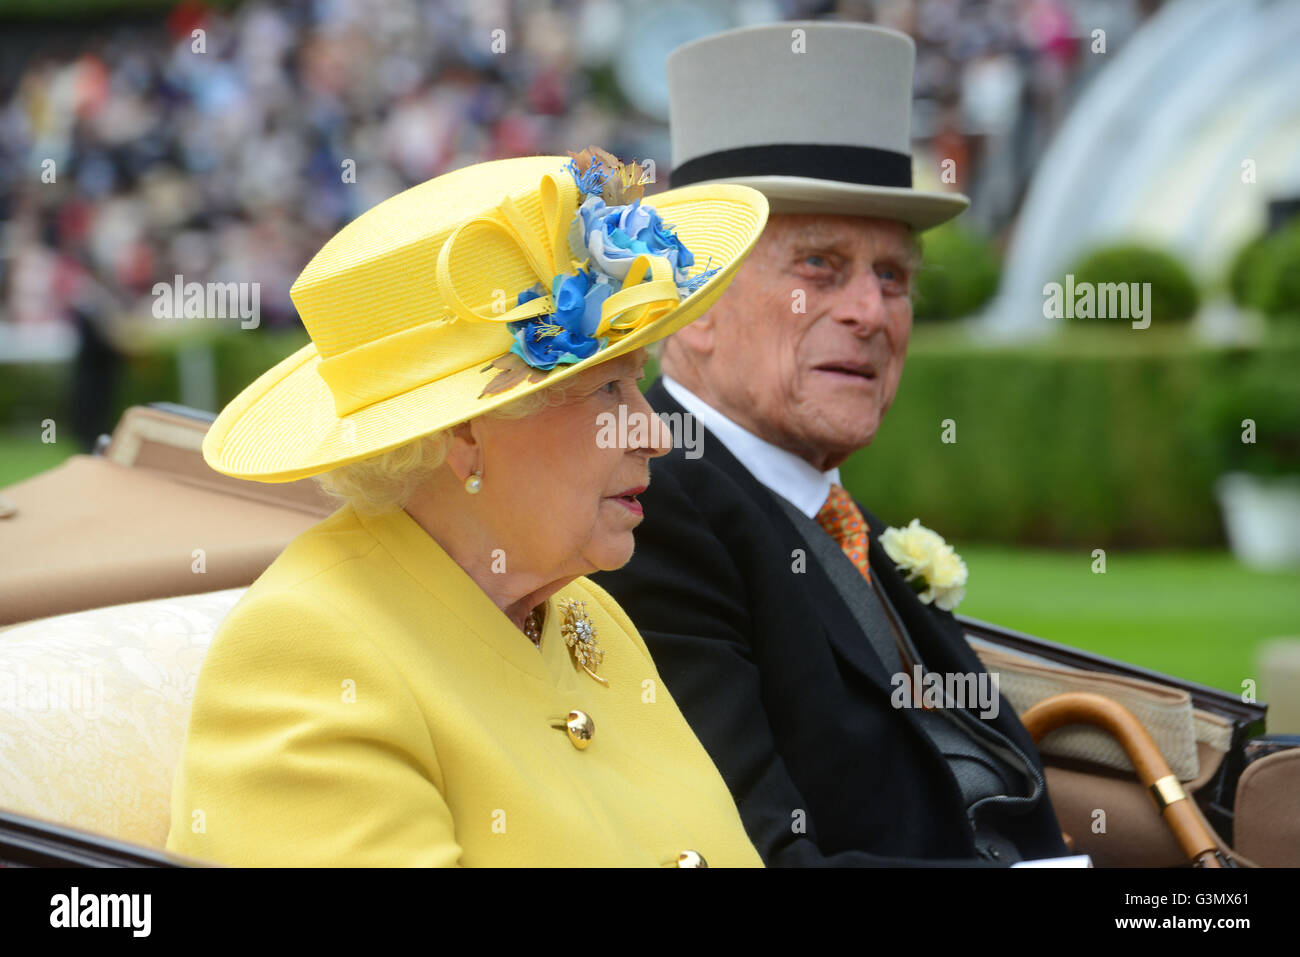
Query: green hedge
912,224,1001,321
1225,218,1300,321
1066,243,1199,325
1228,233,1271,308
1250,219,1300,320
839,334,1300,548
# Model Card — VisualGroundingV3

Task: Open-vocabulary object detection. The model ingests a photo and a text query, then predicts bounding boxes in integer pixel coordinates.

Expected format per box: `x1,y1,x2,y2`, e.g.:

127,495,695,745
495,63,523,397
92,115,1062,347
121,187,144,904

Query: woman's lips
612,497,643,516
608,486,647,517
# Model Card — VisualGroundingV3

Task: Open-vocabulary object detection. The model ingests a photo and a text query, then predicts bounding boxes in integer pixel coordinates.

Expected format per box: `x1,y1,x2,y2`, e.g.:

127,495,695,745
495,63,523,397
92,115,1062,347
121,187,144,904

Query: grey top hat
667,21,969,231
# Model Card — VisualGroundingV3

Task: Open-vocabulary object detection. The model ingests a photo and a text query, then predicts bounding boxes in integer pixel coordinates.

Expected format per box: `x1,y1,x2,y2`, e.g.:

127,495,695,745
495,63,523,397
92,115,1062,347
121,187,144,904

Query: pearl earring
464,470,482,494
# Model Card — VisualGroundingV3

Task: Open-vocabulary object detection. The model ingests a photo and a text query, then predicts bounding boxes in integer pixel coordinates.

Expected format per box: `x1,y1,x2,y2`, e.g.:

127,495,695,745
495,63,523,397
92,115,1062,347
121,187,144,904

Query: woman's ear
443,421,481,484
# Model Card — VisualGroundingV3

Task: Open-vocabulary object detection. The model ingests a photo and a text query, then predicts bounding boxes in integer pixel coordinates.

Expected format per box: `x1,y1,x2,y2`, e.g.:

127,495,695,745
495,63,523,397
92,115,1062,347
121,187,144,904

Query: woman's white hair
314,380,569,514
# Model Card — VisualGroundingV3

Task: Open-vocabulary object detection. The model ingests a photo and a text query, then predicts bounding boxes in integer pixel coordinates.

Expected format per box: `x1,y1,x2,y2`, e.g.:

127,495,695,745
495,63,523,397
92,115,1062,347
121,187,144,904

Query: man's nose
833,270,888,335
628,387,673,459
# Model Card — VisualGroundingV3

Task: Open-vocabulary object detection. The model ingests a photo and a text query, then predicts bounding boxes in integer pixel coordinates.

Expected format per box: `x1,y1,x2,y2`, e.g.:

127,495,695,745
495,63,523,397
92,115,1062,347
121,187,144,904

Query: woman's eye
805,255,828,269
601,380,620,395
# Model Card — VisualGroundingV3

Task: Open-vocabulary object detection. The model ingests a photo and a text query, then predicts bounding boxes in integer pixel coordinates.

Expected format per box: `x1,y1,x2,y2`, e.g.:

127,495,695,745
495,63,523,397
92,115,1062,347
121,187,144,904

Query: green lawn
958,547,1300,695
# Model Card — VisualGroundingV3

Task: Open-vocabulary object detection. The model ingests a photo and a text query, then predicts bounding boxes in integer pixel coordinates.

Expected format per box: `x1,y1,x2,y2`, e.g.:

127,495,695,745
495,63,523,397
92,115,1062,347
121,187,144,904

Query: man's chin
807,375,886,410
802,420,881,467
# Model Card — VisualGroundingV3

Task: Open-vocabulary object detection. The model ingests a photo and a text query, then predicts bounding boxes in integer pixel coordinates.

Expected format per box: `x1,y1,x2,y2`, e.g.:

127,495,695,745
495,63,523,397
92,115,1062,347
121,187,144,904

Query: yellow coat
166,503,762,867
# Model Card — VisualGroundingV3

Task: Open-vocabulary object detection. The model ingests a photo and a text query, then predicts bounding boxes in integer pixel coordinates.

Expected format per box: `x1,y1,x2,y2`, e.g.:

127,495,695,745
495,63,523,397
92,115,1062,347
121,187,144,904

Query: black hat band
670,143,913,190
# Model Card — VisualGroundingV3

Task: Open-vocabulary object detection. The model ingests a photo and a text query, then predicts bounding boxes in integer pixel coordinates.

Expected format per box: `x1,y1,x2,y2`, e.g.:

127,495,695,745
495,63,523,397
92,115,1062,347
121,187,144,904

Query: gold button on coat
563,710,594,749
677,850,707,868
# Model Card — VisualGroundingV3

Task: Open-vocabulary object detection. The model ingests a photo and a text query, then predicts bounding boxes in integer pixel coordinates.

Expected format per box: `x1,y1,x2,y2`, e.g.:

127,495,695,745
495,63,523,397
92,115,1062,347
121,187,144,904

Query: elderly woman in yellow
165,149,769,867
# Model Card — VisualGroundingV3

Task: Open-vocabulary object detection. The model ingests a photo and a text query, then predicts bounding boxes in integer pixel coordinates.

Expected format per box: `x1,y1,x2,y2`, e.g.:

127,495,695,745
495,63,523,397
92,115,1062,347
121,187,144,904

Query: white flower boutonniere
879,519,968,612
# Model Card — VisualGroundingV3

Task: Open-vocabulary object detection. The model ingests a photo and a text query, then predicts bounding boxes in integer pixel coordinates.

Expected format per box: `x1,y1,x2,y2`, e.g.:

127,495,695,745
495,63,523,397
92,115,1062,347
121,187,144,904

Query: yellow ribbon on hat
317,315,516,417
435,174,683,339
595,253,679,340
317,172,684,418
434,171,576,327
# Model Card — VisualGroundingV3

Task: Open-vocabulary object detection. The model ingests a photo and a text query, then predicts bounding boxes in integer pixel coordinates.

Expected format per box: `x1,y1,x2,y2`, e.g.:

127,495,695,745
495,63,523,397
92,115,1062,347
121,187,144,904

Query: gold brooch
560,599,608,687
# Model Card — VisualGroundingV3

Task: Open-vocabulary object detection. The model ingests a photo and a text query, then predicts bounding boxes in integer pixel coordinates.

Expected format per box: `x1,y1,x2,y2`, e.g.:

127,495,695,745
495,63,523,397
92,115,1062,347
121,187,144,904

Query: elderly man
596,22,1070,866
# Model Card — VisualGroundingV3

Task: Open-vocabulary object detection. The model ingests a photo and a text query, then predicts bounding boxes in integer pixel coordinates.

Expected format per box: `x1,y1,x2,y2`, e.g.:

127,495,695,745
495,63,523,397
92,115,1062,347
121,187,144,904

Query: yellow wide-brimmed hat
202,151,768,482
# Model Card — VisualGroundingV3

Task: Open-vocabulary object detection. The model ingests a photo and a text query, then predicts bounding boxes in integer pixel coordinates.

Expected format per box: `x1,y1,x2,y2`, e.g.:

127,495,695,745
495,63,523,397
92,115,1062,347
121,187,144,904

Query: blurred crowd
0,0,1146,442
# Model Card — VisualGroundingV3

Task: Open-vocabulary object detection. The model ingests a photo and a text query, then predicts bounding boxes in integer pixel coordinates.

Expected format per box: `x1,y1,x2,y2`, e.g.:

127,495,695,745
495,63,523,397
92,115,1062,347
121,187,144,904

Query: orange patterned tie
815,483,871,583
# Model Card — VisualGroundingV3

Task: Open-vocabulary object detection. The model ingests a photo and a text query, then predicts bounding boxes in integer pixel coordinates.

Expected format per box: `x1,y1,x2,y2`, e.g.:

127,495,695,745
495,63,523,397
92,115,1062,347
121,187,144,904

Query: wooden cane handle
1020,692,1223,868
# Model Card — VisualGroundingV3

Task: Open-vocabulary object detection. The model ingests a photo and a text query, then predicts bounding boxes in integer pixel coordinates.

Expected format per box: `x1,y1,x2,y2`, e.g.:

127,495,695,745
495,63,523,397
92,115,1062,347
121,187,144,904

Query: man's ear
667,309,716,355
443,421,481,483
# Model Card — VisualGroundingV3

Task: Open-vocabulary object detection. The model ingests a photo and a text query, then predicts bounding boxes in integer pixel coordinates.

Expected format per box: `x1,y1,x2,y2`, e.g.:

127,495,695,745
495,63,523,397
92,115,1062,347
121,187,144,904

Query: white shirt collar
661,375,841,518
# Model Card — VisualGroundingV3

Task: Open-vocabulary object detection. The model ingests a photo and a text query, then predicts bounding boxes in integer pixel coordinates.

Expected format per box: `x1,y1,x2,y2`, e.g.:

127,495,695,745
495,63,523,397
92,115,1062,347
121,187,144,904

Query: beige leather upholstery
0,406,331,626
1234,748,1300,867
0,587,246,849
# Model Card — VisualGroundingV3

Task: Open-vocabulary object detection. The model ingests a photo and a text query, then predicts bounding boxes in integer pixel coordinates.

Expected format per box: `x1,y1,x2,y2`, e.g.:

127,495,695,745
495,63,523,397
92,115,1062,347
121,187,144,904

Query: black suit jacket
594,380,1069,866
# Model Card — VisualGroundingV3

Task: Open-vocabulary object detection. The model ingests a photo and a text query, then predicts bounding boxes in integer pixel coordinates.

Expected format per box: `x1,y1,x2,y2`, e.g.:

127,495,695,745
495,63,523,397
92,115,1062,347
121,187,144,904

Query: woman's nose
629,389,673,458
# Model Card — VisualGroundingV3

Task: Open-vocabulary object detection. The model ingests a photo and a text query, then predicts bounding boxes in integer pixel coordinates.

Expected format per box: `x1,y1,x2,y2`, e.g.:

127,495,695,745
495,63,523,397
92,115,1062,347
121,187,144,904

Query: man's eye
876,264,908,291
601,379,620,395
805,255,829,269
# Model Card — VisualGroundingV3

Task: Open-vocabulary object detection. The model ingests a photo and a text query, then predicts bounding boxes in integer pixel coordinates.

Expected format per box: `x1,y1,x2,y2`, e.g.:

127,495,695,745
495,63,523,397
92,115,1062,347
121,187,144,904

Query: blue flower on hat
567,155,612,196
578,196,699,283
499,148,722,373
509,268,613,371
